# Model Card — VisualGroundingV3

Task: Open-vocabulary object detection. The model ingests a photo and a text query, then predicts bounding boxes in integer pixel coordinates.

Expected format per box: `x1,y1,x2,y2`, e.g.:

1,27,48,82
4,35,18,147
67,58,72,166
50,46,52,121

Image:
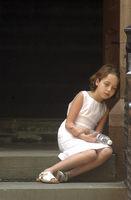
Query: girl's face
95,74,119,100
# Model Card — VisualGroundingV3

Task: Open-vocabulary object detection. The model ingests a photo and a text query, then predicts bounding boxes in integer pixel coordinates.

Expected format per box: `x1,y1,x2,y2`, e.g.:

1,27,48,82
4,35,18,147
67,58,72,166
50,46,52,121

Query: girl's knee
91,150,97,159
84,149,97,160
103,147,112,157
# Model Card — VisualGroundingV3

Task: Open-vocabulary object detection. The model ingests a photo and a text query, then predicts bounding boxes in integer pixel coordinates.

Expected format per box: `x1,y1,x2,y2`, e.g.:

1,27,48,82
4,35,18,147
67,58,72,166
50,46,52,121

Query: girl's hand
69,126,89,137
77,131,99,143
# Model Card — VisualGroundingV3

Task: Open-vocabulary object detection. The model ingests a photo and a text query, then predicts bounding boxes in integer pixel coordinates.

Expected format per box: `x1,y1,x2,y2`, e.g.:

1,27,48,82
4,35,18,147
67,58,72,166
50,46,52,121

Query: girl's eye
105,83,108,86
113,87,117,91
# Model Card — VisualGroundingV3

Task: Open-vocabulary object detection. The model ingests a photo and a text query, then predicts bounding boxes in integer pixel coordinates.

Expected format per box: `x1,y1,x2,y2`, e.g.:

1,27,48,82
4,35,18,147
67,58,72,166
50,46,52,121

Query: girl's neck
88,91,103,103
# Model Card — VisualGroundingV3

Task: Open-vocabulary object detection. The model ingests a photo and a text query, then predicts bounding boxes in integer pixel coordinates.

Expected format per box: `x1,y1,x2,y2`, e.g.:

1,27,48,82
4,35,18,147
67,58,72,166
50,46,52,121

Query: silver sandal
56,171,68,182
36,171,59,183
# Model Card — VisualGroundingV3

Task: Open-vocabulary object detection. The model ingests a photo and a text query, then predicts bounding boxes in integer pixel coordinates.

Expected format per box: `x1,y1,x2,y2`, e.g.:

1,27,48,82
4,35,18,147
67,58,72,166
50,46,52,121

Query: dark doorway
1,0,103,118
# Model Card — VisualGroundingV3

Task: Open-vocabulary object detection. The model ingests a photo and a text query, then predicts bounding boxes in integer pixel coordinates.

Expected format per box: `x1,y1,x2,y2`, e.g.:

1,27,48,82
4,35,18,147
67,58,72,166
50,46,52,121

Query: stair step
0,144,116,182
0,118,63,143
0,182,127,200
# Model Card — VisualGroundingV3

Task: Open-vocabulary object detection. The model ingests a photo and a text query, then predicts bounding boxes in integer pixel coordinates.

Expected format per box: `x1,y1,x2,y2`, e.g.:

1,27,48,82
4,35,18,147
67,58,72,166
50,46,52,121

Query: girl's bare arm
95,108,109,133
77,131,99,143
65,92,89,136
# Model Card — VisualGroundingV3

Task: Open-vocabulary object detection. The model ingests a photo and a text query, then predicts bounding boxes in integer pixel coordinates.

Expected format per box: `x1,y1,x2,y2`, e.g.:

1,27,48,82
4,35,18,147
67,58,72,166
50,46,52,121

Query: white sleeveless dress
58,91,110,160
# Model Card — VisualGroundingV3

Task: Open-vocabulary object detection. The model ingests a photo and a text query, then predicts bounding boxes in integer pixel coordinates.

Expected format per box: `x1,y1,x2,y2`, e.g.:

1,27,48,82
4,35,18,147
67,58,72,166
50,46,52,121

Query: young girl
37,64,120,183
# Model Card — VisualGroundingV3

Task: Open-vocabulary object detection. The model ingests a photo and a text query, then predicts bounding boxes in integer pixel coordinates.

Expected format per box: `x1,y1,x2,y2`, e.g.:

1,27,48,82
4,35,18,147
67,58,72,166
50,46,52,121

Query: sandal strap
39,171,56,181
59,171,68,182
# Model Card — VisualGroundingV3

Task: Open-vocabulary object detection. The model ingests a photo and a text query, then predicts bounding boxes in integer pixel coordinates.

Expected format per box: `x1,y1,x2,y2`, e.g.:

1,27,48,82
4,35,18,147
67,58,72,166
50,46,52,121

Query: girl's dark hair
89,64,120,91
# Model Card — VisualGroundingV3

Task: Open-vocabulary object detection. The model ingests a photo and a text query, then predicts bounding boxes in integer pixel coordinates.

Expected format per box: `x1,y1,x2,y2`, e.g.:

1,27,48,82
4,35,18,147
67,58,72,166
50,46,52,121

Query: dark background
1,0,103,118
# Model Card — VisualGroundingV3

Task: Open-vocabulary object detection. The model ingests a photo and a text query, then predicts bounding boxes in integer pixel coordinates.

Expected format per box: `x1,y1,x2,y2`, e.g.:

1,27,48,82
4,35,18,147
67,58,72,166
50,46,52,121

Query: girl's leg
42,149,97,182
66,147,112,180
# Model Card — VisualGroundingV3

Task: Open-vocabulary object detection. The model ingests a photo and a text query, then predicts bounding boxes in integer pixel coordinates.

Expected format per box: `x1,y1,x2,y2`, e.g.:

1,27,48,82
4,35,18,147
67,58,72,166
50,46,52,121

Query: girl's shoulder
81,90,88,94
74,91,88,100
80,91,93,105
81,91,93,101
78,91,90,102
81,90,107,108
81,91,89,97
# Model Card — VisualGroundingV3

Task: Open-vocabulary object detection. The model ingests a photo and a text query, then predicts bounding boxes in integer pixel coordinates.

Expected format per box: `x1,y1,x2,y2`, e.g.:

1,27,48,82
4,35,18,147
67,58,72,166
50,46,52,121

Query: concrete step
0,143,116,182
0,182,127,200
0,119,63,143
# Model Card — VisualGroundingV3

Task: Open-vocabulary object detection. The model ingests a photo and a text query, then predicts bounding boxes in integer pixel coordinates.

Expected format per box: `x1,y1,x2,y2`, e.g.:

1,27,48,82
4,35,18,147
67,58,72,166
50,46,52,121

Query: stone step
0,119,63,143
0,182,127,200
0,143,116,182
